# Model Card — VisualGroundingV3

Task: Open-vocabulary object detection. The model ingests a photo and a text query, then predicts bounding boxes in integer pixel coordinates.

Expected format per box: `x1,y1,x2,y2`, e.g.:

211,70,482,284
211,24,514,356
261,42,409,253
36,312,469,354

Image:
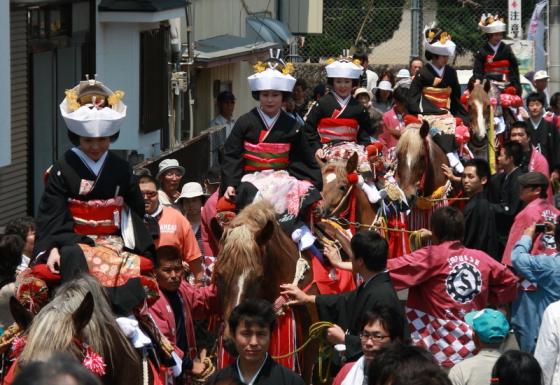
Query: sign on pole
508,0,522,39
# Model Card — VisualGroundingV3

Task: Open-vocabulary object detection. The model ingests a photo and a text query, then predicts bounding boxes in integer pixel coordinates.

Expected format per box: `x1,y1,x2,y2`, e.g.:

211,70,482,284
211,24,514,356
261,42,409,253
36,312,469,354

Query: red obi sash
484,57,510,77
68,196,123,235
317,117,359,143
422,87,451,109
242,141,291,172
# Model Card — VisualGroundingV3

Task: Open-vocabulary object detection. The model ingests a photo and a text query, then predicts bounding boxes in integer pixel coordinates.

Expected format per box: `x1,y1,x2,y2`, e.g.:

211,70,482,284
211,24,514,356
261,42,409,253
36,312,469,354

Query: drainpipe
185,0,194,140
410,0,421,58
550,0,560,93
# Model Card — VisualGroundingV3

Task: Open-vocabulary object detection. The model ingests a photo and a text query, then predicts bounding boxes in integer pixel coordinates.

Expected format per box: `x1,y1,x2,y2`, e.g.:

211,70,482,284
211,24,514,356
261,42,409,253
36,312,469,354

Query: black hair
393,86,409,105
207,377,244,385
138,174,159,188
326,78,360,88
501,141,524,167
294,78,307,90
67,130,120,147
5,216,35,241
425,51,438,61
550,92,560,110
368,344,442,385
353,51,368,63
228,298,276,333
408,57,423,68
205,166,221,184
360,306,404,342
510,120,531,136
13,352,101,385
490,350,542,385
430,206,465,242
155,245,182,268
555,215,560,250
0,234,24,286
251,90,291,102
133,167,152,178
313,84,327,100
464,158,491,181
350,231,388,272
526,92,545,106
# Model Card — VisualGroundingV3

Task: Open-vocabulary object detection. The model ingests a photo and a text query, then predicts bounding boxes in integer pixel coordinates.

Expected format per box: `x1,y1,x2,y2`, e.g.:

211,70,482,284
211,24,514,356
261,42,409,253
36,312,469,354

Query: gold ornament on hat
282,62,294,75
108,90,125,107
65,89,81,112
352,59,362,66
253,61,266,73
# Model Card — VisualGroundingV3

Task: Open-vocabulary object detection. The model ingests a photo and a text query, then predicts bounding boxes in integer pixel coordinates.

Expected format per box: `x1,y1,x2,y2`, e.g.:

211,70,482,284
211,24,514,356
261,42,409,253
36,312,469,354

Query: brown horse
11,275,152,385
467,80,494,162
212,200,318,382
317,152,377,232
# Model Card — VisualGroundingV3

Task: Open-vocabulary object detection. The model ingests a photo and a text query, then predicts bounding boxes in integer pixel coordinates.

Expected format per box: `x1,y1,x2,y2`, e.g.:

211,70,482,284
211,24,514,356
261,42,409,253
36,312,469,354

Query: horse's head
468,80,491,141
395,121,431,202
318,152,359,217
213,201,291,338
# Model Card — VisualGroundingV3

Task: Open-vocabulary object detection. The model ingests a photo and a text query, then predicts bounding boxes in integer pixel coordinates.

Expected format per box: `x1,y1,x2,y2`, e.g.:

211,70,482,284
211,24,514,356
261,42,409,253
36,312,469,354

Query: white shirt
256,107,280,130
535,300,560,385
209,114,236,138
448,348,501,385
488,41,502,53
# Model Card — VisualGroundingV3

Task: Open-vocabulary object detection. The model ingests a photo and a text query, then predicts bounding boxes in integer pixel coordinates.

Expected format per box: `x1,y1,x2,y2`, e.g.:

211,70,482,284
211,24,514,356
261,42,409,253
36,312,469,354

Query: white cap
248,57,296,92
60,79,127,138
176,182,207,203
325,59,363,79
375,80,393,92
479,14,507,34
156,159,185,179
354,87,372,99
534,70,550,81
423,24,456,57
396,69,411,79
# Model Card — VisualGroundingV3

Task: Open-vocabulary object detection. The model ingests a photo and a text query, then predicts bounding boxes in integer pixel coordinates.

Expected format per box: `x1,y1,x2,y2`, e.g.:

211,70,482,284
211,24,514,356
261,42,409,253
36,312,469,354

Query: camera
535,223,546,233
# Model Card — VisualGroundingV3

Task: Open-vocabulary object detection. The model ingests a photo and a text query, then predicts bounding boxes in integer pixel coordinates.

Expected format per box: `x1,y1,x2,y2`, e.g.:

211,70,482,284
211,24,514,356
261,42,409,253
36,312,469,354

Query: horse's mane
19,274,137,368
214,201,277,293
396,127,430,165
322,160,350,182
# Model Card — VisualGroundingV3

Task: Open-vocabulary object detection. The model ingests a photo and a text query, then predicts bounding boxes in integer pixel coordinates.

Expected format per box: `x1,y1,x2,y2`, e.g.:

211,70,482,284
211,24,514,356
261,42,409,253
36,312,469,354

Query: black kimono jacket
220,108,322,195
464,191,500,261
528,118,559,170
305,92,374,153
473,42,521,95
408,64,468,122
34,149,153,259
315,272,406,364
210,355,305,385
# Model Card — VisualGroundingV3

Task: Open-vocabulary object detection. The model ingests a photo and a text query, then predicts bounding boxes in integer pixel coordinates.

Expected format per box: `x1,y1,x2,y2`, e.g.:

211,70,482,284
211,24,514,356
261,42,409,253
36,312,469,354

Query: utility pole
410,0,421,58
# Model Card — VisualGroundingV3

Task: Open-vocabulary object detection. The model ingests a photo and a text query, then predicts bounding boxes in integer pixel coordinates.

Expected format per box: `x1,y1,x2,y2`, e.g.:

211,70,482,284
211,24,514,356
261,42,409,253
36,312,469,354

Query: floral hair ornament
75,339,106,376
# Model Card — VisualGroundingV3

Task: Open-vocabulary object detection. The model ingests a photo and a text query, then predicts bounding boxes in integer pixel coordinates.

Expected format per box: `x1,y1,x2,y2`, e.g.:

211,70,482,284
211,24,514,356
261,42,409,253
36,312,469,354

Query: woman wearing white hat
408,25,468,173
34,78,153,315
220,54,321,204
473,14,521,96
306,57,374,158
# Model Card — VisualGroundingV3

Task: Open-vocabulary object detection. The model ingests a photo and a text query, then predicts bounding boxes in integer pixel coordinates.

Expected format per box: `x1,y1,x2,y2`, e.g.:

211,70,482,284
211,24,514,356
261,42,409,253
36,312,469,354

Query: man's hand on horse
326,324,345,345
46,247,61,274
441,164,462,183
191,348,208,377
224,186,236,200
315,148,325,161
280,283,315,305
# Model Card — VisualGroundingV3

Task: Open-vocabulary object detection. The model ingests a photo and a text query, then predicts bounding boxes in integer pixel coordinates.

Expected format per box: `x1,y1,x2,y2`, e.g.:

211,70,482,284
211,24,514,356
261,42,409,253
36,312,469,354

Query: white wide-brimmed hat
396,69,411,79
479,14,507,34
375,80,393,92
534,70,550,81
423,24,456,57
248,53,296,92
60,78,127,138
354,87,373,99
175,182,208,203
156,159,185,180
325,59,363,79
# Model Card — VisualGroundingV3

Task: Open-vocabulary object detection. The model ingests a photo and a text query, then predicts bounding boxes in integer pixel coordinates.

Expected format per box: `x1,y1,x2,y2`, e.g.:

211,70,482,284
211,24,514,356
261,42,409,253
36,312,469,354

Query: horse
395,120,451,231
12,274,151,385
212,200,319,383
467,80,495,163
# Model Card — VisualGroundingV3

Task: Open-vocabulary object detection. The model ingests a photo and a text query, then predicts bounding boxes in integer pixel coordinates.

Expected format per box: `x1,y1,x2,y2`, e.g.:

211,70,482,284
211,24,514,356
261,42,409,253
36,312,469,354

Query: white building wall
0,3,10,167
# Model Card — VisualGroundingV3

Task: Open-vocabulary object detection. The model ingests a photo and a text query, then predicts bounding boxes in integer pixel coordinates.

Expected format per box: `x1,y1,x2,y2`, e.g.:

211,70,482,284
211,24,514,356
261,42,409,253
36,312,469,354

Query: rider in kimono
305,57,382,204
408,25,468,174
33,78,154,318
473,14,521,96
220,53,322,249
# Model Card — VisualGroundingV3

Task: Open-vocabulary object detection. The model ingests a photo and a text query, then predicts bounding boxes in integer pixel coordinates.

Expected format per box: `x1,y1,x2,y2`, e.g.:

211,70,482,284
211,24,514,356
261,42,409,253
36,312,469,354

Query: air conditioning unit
279,0,323,35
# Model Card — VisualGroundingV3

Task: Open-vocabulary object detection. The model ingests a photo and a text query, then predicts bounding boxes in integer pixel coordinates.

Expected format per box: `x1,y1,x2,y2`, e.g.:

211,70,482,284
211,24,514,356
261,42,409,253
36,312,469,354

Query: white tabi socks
446,152,464,173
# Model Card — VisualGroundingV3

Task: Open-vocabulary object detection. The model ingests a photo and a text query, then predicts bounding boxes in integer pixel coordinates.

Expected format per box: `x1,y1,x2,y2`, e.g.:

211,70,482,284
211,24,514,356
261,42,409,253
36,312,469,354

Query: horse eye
339,186,346,192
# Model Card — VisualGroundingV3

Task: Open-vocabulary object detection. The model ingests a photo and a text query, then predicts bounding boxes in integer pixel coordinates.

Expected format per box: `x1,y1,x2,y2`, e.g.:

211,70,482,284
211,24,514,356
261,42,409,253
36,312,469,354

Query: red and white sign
508,0,522,39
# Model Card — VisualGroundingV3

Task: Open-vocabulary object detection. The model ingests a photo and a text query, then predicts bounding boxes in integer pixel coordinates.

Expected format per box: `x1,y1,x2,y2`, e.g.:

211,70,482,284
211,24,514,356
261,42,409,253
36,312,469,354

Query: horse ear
72,292,94,333
255,220,275,245
10,296,33,330
483,79,491,93
346,152,359,173
419,120,430,139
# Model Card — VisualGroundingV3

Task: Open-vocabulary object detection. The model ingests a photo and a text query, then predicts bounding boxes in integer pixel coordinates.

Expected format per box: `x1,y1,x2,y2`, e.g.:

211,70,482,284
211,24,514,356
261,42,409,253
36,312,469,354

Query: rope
192,357,216,385
272,321,335,384
488,105,496,174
